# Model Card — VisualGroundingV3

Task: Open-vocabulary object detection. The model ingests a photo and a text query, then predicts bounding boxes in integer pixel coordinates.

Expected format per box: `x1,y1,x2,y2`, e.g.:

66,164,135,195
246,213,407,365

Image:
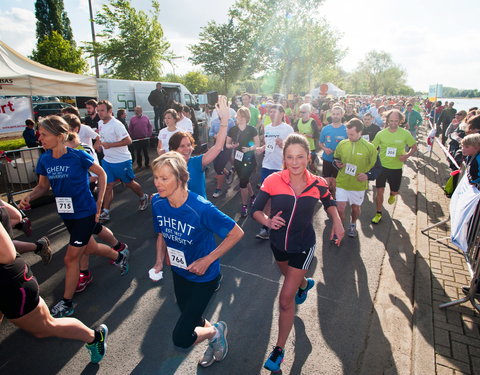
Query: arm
18,175,51,209
0,223,16,264
202,96,229,167
186,224,244,276
399,143,417,162
157,139,165,155
153,233,167,272
102,135,132,149
89,163,107,220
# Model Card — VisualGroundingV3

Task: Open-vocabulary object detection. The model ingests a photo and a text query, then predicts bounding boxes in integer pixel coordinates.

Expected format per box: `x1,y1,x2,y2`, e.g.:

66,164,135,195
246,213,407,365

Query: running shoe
241,205,248,218
36,236,52,265
347,225,358,238
225,169,234,185
256,227,270,240
86,324,109,364
198,342,215,368
212,189,222,198
295,278,315,304
211,321,228,362
114,248,130,276
50,299,74,318
139,193,149,211
76,272,93,293
264,346,284,372
371,213,382,224
388,195,396,205
99,210,110,222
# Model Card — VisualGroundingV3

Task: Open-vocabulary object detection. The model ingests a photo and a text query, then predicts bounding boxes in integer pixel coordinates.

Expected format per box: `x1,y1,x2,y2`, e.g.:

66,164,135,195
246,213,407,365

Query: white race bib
235,150,244,161
386,147,397,157
362,134,370,141
55,197,74,213
167,247,188,269
345,163,357,176
265,137,276,154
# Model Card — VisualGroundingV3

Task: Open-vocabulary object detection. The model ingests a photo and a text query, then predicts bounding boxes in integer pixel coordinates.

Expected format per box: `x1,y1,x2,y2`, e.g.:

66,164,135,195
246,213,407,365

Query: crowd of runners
3,91,480,372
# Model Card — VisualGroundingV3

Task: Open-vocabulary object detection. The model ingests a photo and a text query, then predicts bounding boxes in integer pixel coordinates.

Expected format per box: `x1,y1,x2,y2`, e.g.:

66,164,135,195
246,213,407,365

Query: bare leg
193,319,216,344
125,180,144,198
13,240,36,254
375,187,385,212
215,174,225,190
240,187,249,206
63,245,85,300
336,201,347,222
84,236,119,260
351,204,361,224
103,183,115,210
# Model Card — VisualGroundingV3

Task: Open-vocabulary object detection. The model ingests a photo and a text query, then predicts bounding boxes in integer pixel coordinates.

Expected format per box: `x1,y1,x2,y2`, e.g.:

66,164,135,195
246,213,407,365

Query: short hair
169,131,196,151
97,100,113,112
117,108,126,118
25,119,35,127
462,133,480,148
384,109,405,124
299,103,312,113
171,101,183,113
270,104,285,113
163,109,179,122
363,112,373,119
283,133,310,161
346,118,364,133
331,105,345,115
241,92,251,99
467,115,480,132
85,99,98,108
182,105,191,113
236,106,251,122
39,115,70,141
62,113,82,131
61,106,81,117
151,151,189,189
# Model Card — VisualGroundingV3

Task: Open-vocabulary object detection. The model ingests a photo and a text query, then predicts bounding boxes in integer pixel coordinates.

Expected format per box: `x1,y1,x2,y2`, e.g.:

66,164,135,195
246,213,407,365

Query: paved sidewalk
416,138,480,374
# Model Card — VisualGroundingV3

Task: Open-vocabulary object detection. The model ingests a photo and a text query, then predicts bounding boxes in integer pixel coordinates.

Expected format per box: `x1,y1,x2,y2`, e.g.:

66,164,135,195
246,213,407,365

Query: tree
188,19,249,93
84,0,173,81
30,31,88,74
34,0,74,43
182,71,209,94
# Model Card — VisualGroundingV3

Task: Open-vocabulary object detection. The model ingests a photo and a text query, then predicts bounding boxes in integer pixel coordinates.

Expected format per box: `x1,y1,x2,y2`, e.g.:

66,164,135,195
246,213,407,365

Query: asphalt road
0,150,410,375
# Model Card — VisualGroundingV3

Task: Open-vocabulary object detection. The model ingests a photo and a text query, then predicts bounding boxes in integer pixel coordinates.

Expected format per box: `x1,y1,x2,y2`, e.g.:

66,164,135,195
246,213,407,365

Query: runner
0,224,108,364
19,115,129,318
371,109,417,224
226,106,260,217
157,109,181,155
333,119,378,237
150,151,243,367
168,96,230,198
252,133,344,372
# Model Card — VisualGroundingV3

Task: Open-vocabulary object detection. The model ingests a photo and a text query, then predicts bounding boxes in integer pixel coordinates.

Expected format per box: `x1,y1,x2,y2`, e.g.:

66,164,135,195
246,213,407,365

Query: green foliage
182,71,209,94
0,138,27,151
34,0,74,43
84,0,173,81
442,87,480,98
31,31,88,73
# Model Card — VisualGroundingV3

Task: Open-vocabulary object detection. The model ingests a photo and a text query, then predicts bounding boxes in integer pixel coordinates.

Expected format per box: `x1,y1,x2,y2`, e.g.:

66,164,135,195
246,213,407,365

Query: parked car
32,102,72,120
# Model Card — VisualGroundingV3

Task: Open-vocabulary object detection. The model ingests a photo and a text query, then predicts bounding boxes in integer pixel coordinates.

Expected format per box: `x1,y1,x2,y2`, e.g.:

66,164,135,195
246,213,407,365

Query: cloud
0,8,36,56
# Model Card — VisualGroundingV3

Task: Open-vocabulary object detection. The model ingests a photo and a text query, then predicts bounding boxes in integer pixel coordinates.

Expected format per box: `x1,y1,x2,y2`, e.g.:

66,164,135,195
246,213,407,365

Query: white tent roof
310,82,346,98
0,40,97,97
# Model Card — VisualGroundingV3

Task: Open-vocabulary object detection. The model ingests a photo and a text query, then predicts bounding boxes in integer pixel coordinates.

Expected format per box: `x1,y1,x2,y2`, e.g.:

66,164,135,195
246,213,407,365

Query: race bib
167,247,188,269
386,147,397,157
55,197,74,213
362,134,370,141
235,150,244,161
265,137,276,154
345,163,357,176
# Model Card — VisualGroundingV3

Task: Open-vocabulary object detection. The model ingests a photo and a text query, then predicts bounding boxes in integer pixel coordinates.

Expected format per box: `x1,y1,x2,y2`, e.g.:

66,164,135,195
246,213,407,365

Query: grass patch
0,138,27,151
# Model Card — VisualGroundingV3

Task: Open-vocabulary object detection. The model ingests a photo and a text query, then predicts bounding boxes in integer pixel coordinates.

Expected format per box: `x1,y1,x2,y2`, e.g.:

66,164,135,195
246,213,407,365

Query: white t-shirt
78,124,99,149
158,127,181,152
262,122,294,170
176,117,193,133
98,117,132,163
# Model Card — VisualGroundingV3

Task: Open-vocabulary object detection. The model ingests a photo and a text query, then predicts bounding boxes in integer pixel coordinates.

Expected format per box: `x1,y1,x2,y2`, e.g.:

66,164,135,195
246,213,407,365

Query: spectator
23,119,39,147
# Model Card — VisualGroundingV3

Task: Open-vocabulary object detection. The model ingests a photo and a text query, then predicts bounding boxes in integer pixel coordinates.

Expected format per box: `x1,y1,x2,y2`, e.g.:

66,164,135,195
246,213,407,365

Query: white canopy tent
310,82,346,98
0,40,97,97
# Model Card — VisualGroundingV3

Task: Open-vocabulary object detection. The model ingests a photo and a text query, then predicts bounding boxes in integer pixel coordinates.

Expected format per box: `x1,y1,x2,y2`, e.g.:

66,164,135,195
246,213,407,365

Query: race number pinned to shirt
55,197,74,213
386,147,397,157
235,150,244,162
362,134,370,141
167,247,188,269
345,163,357,176
265,137,276,154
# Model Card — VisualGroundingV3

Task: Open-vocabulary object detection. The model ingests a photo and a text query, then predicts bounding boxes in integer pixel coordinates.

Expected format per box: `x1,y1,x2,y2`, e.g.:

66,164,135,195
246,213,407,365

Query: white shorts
336,187,365,206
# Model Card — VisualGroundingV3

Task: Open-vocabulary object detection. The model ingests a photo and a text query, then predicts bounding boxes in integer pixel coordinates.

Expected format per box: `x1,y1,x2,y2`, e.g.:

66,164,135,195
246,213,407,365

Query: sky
1,0,479,92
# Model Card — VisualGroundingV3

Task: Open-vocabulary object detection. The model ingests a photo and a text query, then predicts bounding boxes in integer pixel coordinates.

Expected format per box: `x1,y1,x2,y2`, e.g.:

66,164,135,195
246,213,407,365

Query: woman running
150,151,243,367
19,116,129,318
226,106,260,217
251,133,344,372
0,223,108,364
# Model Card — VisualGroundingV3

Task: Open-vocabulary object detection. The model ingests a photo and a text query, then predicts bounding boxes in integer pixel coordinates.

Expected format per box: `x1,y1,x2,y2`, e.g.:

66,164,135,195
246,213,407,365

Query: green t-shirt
249,106,260,127
372,127,416,169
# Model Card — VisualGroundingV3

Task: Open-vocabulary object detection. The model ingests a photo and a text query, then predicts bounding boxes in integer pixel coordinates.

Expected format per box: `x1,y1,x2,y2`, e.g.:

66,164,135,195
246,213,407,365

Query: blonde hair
462,133,480,149
151,151,189,189
40,115,70,141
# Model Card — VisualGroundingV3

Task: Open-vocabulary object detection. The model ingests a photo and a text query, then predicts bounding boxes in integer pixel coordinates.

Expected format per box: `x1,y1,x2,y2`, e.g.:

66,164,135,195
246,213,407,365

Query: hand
399,155,409,162
93,140,103,152
102,142,111,150
269,211,286,230
18,196,31,210
323,147,333,155
187,257,211,276
241,146,250,153
334,160,344,169
216,95,229,123
330,221,345,246
357,173,368,181
153,263,163,273
275,138,283,147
